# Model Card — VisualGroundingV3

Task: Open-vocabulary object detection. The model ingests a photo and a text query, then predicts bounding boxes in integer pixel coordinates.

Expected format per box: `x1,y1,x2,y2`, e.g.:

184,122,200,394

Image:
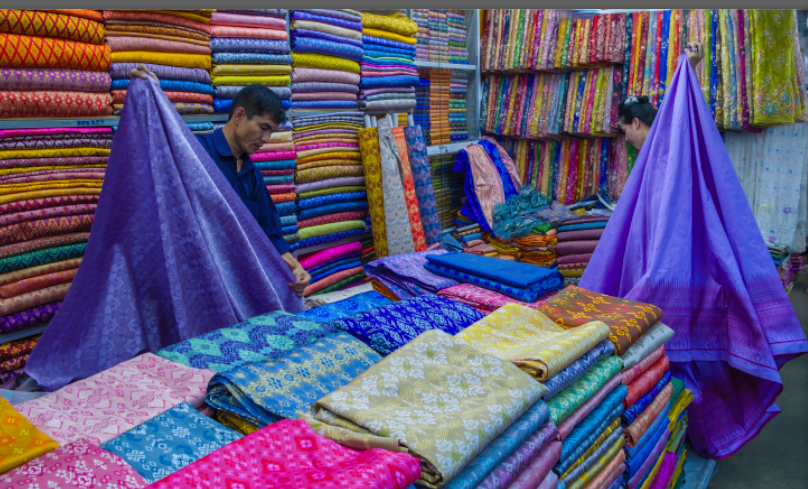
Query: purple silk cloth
25,76,303,392
477,422,558,489
505,440,562,489
0,303,60,334
579,55,808,459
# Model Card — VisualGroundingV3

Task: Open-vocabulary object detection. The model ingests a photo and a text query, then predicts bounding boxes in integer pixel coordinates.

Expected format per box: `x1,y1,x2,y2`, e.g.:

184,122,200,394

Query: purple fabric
627,429,670,489
25,76,303,392
579,54,808,459
359,87,415,98
556,240,599,255
506,440,562,489
0,302,60,334
291,29,363,48
365,250,458,299
296,176,366,194
477,422,558,489
556,228,605,242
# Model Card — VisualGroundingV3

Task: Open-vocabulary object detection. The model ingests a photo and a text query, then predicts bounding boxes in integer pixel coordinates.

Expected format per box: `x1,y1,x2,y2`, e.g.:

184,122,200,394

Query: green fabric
547,356,623,424
531,222,554,234
297,220,367,240
666,415,688,453
669,377,685,406
297,186,367,200
0,243,86,274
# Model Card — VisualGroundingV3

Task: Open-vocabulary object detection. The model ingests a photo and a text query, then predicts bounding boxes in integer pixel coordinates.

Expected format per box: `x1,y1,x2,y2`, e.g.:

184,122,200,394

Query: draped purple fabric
25,76,303,392
579,55,808,459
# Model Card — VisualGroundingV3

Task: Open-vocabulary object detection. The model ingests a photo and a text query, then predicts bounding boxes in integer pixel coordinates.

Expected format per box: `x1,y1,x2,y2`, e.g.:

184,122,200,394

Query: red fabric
111,90,211,105
0,90,112,118
146,419,421,489
623,355,670,407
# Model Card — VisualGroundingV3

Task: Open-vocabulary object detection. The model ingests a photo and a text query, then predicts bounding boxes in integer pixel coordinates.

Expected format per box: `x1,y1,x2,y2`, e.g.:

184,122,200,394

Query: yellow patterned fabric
569,435,625,489
110,51,211,69
0,148,110,161
0,165,105,177
668,388,693,430
296,147,359,160
211,74,290,86
360,12,418,36
210,64,292,75
215,411,259,435
0,180,102,196
561,417,621,479
358,127,388,258
301,413,407,453
269,131,292,143
295,166,364,184
291,52,360,74
456,303,611,381
362,28,417,45
0,187,101,205
296,132,358,143
297,159,361,171
750,10,800,126
0,398,59,475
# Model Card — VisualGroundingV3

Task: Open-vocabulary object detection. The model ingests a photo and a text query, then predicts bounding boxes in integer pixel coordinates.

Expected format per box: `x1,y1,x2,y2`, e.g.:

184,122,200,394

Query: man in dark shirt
132,65,310,296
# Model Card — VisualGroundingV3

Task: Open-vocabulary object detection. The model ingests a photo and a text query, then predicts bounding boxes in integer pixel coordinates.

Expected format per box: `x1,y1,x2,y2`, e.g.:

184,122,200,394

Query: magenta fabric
648,452,678,489
0,127,112,138
556,373,624,440
437,283,557,314
299,241,363,269
579,55,808,459
265,184,295,194
295,142,358,151
251,151,297,162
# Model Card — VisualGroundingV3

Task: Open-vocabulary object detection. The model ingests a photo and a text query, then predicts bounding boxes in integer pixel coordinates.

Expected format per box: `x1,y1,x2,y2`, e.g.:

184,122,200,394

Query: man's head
225,84,287,156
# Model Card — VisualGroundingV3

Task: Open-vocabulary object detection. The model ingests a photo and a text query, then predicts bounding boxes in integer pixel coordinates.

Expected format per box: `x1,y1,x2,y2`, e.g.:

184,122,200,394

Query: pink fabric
0,127,112,138
294,129,356,139
105,36,212,55
557,373,623,440
292,92,358,102
622,346,666,384
647,452,678,489
15,353,214,446
258,142,296,153
557,253,593,264
295,142,358,152
0,438,147,488
210,25,288,41
251,151,297,162
147,419,421,489
292,67,360,85
299,241,363,269
265,184,295,194
437,283,558,314
304,266,364,296
261,169,295,177
210,12,287,30
508,440,562,489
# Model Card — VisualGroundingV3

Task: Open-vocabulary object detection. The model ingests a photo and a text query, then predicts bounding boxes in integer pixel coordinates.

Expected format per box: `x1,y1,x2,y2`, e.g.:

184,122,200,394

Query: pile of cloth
187,121,214,136
365,250,458,300
556,215,610,287
358,12,419,113
102,9,213,115
517,227,558,267
298,241,369,298
413,73,432,143
253,121,299,246
452,222,491,255
424,68,451,144
427,10,449,63
447,9,469,64
0,9,112,117
293,111,370,260
431,154,464,230
449,68,469,141
289,9,363,111
411,9,429,62
0,126,107,383
209,9,291,114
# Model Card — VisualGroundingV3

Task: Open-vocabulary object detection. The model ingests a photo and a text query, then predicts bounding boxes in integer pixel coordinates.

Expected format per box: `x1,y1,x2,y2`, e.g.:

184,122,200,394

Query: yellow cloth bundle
111,51,211,69
291,52,360,74
210,64,292,75
0,398,59,475
362,27,416,45
211,75,290,86
0,148,110,161
360,12,418,36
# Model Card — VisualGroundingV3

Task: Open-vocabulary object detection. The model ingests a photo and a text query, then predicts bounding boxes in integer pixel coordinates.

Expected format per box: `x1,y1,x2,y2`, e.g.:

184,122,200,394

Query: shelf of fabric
0,115,229,129
0,324,48,345
426,139,480,156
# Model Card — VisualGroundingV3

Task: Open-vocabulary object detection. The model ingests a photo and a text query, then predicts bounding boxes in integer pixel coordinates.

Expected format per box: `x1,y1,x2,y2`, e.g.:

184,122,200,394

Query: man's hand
130,64,158,82
686,41,705,70
289,265,311,297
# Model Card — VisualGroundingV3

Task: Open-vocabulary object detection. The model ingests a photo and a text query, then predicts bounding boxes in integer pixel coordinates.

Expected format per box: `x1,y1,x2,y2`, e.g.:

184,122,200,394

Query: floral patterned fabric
312,330,546,489
538,286,662,355
403,126,441,246
156,311,335,372
392,127,426,252
437,283,557,315
456,303,610,381
377,118,415,256
100,403,242,484
543,340,614,400
146,419,422,489
0,438,147,488
330,294,483,355
0,397,59,475
546,356,623,425
358,127,388,258
296,291,391,323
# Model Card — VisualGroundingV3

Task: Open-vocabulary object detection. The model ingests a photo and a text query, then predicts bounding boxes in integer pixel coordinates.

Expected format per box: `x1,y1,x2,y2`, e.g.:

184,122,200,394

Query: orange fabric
0,34,111,71
36,9,104,22
391,127,426,252
0,9,105,45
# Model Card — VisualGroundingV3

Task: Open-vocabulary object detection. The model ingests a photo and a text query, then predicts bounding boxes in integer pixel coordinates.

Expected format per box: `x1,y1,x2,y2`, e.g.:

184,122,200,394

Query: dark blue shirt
196,129,290,255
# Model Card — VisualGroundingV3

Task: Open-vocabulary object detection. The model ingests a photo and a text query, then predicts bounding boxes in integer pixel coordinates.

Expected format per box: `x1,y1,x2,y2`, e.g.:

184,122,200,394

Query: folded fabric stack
432,155,465,230
427,10,448,63
452,222,486,253
293,111,370,263
517,228,558,267
359,12,419,113
437,282,557,315
290,9,363,111
295,289,391,323
365,250,458,299
555,215,609,287
424,252,564,302
0,126,108,383
412,9,429,62
0,9,113,117
102,9,213,115
449,69,469,141
209,9,291,114
447,10,469,64
0,335,40,384
187,121,214,136
298,242,369,298
252,122,298,245
424,68,451,144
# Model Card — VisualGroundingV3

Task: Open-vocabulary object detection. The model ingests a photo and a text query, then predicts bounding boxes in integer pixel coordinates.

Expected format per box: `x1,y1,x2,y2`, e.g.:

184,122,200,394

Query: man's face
233,110,280,155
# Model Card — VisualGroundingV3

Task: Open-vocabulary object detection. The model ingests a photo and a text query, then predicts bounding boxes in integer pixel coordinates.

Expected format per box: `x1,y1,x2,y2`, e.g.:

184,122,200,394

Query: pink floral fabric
437,283,558,314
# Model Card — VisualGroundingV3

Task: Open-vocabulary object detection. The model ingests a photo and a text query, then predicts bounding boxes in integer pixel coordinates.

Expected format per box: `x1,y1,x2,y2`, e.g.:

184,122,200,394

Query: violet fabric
580,55,808,460
556,240,599,255
365,250,458,299
0,302,60,334
477,422,558,489
25,76,302,392
556,228,605,241
506,440,562,489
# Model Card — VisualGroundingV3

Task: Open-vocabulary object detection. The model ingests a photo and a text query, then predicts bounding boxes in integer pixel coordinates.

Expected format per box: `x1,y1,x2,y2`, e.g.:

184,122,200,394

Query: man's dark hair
617,95,657,127
228,84,286,124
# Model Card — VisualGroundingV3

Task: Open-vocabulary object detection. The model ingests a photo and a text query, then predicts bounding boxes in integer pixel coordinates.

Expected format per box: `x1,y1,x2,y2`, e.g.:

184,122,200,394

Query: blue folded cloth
111,78,213,95
362,35,416,52
210,38,290,54
426,252,562,289
295,291,392,323
212,53,293,65
624,403,672,460
359,75,420,89
297,201,369,221
557,221,609,232
216,98,291,113
291,36,364,62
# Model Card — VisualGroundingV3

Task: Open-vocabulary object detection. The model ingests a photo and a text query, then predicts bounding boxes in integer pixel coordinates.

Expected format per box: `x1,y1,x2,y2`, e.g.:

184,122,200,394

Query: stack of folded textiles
412,9,429,62
187,121,214,136
293,111,369,262
365,250,459,299
427,10,448,63
0,9,113,117
102,9,213,115
452,222,488,255
556,215,609,287
449,69,469,141
431,155,464,229
414,74,432,143
447,10,469,64
517,227,558,267
298,241,369,298
253,121,298,245
0,126,108,383
209,9,292,114
533,287,668,489
289,9,363,111
438,282,558,315
424,252,563,303
426,68,451,144
359,12,419,113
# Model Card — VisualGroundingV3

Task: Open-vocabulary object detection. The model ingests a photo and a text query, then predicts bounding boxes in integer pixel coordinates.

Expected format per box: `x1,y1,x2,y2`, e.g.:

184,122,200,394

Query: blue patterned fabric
109,63,211,84
279,215,298,226
557,407,621,475
155,311,336,372
626,418,670,478
215,98,291,113
622,371,672,425
361,57,416,68
426,252,563,289
206,333,381,427
330,295,484,355
280,225,298,235
297,9,361,22
298,191,367,209
310,260,363,283
292,101,359,110
444,402,552,489
292,29,363,48
291,11,363,31
625,403,672,461
291,36,364,61
295,291,392,323
544,341,615,400
212,53,293,65
186,122,214,131
262,174,295,185
210,38,291,54
558,384,628,463
556,221,609,232
559,427,623,485
100,402,242,484
254,160,297,170
403,125,441,245
111,78,214,95
294,229,367,250
360,75,420,89
297,201,368,221
424,262,562,303
364,47,417,60
362,35,416,52
275,202,298,217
